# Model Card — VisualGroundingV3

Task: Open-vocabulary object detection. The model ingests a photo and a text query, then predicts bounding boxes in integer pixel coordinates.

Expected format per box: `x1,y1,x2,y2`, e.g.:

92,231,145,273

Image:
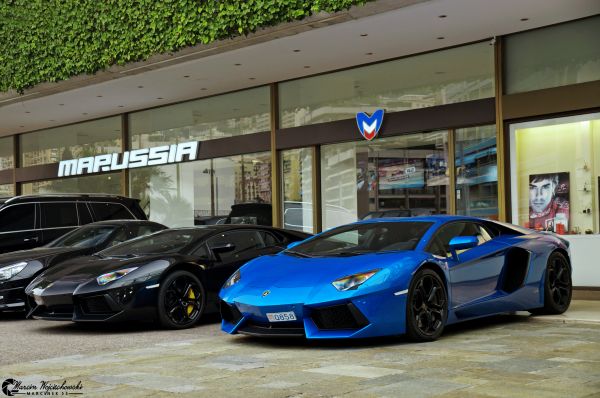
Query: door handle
23,237,39,243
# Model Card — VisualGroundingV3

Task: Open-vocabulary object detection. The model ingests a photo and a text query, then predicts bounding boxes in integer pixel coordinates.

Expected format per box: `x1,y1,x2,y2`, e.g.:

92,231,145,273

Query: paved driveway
1,307,599,397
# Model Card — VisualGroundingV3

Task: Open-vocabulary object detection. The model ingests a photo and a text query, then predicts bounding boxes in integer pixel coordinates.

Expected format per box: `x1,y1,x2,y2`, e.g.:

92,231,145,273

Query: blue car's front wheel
406,269,448,342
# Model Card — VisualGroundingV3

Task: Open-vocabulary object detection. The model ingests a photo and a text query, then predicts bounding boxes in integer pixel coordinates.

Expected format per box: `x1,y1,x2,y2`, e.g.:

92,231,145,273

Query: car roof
84,220,165,227
354,215,482,225
1,194,138,206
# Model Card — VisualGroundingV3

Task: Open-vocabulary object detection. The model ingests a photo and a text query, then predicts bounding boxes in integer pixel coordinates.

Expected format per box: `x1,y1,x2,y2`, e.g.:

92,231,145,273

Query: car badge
262,290,270,297
356,109,384,141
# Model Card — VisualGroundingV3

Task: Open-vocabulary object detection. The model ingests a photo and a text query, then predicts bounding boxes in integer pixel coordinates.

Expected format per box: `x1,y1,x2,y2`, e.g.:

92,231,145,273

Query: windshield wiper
329,250,368,257
284,250,312,258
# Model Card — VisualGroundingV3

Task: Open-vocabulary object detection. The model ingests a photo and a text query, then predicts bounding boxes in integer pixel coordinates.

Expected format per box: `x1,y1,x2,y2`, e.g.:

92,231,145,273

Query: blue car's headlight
223,270,241,289
332,269,380,291
0,262,28,282
96,267,138,286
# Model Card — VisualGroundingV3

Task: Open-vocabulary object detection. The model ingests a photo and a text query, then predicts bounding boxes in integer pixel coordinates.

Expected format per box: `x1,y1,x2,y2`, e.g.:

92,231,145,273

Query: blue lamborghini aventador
219,216,572,341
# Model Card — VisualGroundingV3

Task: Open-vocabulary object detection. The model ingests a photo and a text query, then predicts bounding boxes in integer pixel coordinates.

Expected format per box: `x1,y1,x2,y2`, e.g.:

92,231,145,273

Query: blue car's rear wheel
406,269,447,342
157,271,205,329
530,251,571,315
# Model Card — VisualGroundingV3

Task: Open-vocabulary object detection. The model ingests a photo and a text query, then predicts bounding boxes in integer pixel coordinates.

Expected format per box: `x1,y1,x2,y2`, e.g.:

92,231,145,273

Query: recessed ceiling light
365,52,373,55
360,33,368,37
59,103,64,106
249,77,256,80
234,63,242,66
118,105,124,108
156,97,163,100
137,85,144,88
304,66,311,69
20,125,24,128
293,49,301,52
438,14,447,18
82,112,88,115
49,119,55,121
233,108,240,111
520,18,529,21
435,71,445,75
437,36,445,40
183,75,190,78
25,111,30,114
201,87,207,91
96,95,102,98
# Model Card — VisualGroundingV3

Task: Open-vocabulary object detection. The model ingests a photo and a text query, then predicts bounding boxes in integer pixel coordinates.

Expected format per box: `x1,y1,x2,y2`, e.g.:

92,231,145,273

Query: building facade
0,14,599,286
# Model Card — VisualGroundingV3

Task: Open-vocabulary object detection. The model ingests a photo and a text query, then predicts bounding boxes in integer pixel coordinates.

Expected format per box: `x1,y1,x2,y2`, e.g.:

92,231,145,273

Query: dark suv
0,194,147,253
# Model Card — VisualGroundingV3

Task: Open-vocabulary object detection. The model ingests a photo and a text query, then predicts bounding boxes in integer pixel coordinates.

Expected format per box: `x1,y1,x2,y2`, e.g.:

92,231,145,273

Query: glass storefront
510,113,600,234
0,183,13,197
129,86,270,149
21,173,122,195
455,125,498,219
282,148,313,233
130,152,271,227
20,117,122,167
321,132,450,229
279,42,494,128
0,136,13,170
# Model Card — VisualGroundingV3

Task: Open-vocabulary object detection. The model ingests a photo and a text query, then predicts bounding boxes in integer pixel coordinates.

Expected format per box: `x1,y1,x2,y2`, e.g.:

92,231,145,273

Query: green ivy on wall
0,0,370,94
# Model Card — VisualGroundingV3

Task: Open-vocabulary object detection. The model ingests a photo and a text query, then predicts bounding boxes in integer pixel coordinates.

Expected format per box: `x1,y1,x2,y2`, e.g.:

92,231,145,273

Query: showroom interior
0,15,599,288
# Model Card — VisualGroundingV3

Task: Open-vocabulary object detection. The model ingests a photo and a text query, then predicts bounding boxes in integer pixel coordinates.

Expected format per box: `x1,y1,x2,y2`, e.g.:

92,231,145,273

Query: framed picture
528,172,570,233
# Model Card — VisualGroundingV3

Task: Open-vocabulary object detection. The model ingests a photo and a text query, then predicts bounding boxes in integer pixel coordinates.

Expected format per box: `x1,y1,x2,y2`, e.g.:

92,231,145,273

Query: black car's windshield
99,228,214,257
48,226,116,248
286,222,432,257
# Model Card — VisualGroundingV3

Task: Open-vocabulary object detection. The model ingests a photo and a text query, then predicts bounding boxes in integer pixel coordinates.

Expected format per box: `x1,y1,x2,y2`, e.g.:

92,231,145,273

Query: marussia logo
356,109,384,141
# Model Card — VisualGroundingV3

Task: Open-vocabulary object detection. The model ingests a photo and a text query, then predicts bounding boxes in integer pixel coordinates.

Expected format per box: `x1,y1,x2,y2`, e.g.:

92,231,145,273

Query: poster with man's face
529,172,570,233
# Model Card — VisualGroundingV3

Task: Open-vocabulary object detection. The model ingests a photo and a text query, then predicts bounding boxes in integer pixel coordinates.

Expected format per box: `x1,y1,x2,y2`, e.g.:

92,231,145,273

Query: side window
77,203,93,225
0,204,35,232
427,222,492,258
131,224,163,238
108,227,129,247
207,230,265,262
260,231,280,247
90,203,134,221
41,203,78,228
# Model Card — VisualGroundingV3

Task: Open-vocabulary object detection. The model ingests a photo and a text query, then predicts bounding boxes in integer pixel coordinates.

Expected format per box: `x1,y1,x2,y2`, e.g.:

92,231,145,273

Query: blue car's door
428,222,510,311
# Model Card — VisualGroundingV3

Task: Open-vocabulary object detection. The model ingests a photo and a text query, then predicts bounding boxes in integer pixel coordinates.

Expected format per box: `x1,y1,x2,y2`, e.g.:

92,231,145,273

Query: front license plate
266,311,297,322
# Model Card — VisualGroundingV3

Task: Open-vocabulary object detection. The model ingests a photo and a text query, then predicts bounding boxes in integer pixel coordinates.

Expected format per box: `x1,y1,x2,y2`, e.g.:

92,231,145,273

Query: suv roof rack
4,193,129,205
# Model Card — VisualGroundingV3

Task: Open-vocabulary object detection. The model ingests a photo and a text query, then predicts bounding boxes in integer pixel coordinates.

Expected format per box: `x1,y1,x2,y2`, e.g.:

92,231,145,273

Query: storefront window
0,184,14,197
321,132,450,230
280,42,494,128
504,16,600,94
129,87,270,149
20,117,122,167
21,173,122,195
455,125,498,219
510,113,600,234
282,148,313,233
129,152,271,227
0,136,14,171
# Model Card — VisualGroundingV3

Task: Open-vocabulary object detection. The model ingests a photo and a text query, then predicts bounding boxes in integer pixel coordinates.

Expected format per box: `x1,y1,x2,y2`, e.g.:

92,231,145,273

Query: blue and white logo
356,109,384,141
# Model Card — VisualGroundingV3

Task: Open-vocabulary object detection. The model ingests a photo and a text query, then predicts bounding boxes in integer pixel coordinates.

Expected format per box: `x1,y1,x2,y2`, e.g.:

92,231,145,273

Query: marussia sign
356,109,384,141
58,141,199,177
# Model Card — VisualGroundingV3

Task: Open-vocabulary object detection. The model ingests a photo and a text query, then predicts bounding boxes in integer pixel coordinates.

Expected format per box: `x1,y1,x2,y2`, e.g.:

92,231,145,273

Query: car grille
220,300,243,324
80,295,114,315
311,303,369,330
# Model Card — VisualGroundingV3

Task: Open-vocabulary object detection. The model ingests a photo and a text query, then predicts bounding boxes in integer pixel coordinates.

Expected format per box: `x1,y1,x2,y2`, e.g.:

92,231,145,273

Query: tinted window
100,229,213,256
50,225,116,248
77,203,93,225
427,222,493,258
207,230,264,261
260,231,280,247
288,222,432,257
90,202,134,221
131,224,164,237
41,203,78,228
0,204,35,232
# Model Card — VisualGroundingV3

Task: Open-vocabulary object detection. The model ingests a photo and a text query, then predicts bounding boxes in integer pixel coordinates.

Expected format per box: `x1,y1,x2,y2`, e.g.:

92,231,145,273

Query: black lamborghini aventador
0,220,166,313
25,225,309,329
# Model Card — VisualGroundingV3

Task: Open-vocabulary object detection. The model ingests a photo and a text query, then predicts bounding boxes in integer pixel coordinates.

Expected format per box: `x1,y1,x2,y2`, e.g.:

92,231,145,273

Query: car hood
0,247,82,268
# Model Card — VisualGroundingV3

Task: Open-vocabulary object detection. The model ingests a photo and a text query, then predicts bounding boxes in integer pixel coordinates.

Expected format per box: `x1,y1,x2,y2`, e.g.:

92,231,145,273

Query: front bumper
0,279,32,312
220,288,407,339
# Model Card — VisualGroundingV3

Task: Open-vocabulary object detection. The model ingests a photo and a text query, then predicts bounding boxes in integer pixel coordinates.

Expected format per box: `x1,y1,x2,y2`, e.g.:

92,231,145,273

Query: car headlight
223,270,241,289
96,267,138,286
332,269,380,291
0,262,28,281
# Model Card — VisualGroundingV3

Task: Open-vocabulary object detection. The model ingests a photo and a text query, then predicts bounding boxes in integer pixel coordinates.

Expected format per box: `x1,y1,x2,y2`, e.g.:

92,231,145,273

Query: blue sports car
219,216,572,341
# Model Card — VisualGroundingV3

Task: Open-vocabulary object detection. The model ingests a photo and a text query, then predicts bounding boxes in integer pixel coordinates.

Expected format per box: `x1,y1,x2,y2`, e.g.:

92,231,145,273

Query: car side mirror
286,241,302,250
448,236,478,261
212,243,236,254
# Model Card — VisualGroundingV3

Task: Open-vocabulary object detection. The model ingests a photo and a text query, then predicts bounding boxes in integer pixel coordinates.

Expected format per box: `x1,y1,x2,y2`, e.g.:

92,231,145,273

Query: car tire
157,270,206,329
406,268,448,342
529,251,572,315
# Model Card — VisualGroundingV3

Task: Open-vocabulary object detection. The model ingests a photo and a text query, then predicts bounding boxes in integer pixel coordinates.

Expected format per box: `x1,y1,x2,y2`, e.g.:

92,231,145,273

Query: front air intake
311,303,369,330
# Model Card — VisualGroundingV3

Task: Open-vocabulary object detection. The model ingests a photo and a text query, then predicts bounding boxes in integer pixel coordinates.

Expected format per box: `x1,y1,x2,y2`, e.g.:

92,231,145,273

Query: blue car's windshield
286,222,432,257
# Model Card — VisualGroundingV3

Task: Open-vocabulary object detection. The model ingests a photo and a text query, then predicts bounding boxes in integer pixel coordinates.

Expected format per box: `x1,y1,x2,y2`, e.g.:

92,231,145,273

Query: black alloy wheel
157,270,205,329
530,251,572,315
406,268,447,342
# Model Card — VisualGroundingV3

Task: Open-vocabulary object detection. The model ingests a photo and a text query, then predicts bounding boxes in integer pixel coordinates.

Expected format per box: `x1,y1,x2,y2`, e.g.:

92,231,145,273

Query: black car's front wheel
529,251,572,315
406,268,448,342
157,270,206,329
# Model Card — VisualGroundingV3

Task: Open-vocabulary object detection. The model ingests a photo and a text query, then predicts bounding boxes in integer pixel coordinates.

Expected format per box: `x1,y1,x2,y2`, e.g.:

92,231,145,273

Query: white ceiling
1,0,598,137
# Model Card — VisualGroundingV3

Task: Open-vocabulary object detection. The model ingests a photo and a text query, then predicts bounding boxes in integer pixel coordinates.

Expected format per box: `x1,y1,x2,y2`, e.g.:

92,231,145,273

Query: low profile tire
157,270,206,329
406,268,448,342
529,251,572,315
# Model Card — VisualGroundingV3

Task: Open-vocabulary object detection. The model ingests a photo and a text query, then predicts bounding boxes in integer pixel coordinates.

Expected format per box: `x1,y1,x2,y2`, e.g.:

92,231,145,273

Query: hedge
0,0,370,93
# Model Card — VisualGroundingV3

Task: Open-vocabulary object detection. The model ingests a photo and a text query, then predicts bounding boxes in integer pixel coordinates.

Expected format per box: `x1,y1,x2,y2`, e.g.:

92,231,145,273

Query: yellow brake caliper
187,289,196,316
